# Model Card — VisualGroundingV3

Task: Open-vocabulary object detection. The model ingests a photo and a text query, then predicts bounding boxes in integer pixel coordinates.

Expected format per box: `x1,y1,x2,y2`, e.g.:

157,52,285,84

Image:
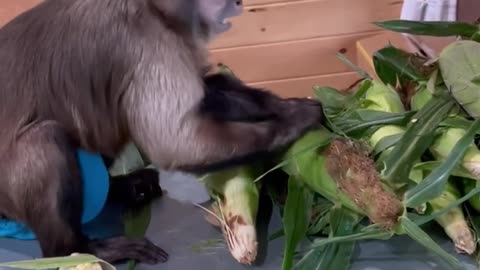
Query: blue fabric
0,149,110,240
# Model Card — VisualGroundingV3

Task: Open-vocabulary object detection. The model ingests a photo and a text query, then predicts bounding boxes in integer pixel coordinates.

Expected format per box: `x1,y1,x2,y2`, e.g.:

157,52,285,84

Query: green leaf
313,80,374,135
313,86,350,115
0,254,115,270
336,52,371,79
441,116,478,132
411,183,480,226
109,143,145,176
269,229,285,241
400,216,465,270
412,161,477,180
124,204,152,270
294,207,360,270
405,118,480,207
381,94,455,185
374,20,480,38
306,224,393,250
373,45,430,86
307,201,334,235
373,132,404,155
334,110,415,136
281,176,313,270
439,40,480,119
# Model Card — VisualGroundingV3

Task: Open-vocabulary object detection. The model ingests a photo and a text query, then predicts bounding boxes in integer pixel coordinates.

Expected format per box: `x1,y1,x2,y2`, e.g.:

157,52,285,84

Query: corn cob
370,81,476,254
345,78,476,254
200,165,262,265
282,127,403,230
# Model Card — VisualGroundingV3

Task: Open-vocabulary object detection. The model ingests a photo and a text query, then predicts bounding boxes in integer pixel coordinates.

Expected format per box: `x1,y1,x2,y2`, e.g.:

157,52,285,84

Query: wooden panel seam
209,30,384,83
210,0,404,49
250,70,359,85
209,29,384,52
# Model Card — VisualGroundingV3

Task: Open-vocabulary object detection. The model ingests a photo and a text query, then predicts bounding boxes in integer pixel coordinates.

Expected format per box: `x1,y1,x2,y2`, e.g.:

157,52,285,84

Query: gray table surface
0,170,478,270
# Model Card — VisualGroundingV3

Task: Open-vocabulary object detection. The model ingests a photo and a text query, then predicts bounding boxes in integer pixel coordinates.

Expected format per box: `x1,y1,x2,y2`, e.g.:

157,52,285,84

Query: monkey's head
151,0,243,41
197,0,243,36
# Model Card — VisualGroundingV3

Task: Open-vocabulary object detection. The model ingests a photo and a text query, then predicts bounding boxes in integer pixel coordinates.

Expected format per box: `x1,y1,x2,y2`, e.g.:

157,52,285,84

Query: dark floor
0,170,478,270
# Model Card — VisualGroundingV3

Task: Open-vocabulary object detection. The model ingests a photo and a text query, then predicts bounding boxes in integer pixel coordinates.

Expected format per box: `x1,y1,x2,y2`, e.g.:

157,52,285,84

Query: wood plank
244,0,304,6
210,0,403,49
209,31,382,83
249,72,360,98
0,0,42,26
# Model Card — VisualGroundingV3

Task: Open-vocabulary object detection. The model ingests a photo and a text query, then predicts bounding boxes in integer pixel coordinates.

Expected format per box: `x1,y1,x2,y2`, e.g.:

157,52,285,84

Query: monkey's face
197,0,243,36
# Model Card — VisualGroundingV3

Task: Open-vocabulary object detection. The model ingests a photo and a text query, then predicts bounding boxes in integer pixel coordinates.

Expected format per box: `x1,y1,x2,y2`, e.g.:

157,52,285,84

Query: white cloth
400,0,457,21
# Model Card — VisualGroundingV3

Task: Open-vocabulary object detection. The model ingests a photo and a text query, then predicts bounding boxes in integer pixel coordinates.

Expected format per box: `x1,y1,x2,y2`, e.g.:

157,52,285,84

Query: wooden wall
0,0,404,97
209,0,404,97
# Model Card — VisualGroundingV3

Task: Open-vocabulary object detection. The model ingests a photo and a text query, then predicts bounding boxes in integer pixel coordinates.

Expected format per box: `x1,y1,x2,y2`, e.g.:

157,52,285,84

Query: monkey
0,0,324,265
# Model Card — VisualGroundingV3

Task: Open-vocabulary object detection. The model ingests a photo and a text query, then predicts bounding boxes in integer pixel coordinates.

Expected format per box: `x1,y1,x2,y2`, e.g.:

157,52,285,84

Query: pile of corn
200,20,480,270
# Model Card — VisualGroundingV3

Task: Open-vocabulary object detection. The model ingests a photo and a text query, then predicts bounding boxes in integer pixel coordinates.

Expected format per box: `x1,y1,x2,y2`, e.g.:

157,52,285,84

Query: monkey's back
0,0,149,156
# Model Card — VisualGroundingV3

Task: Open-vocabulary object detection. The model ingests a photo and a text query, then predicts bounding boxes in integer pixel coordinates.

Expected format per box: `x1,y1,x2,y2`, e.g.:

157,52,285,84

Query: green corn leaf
373,45,431,86
281,176,313,270
294,207,360,270
465,206,480,238
256,129,334,183
400,216,465,270
412,161,477,179
374,20,480,38
109,143,146,176
294,239,353,270
313,86,350,115
405,118,480,208
373,132,405,155
269,229,285,241
333,110,415,136
307,202,334,236
124,204,152,270
441,116,479,132
306,224,393,250
108,144,151,270
411,183,480,226
336,52,371,79
381,93,455,186
464,206,480,266
0,254,115,270
439,40,480,119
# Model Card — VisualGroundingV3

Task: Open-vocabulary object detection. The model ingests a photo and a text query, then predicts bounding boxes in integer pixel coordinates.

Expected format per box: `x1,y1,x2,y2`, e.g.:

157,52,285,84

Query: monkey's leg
2,121,167,263
108,168,163,208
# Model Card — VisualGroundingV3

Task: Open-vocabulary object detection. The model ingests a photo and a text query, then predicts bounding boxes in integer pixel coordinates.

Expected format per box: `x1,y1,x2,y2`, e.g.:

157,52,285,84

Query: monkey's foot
88,237,168,264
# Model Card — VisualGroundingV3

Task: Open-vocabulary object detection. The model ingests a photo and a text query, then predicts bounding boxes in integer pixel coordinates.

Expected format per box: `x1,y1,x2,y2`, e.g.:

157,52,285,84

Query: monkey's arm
201,73,286,123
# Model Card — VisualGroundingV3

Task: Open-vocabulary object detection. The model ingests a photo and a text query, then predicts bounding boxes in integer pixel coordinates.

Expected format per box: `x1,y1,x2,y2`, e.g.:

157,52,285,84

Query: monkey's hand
108,168,163,208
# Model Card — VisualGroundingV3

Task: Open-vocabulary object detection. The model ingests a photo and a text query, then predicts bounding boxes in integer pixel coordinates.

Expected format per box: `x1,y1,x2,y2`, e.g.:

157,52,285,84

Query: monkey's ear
197,0,243,34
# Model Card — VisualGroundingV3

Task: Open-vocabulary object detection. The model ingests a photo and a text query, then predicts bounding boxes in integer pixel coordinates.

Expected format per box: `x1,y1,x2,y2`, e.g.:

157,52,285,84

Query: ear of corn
200,164,262,265
410,85,476,254
281,127,403,230
410,84,480,180
356,78,476,254
0,254,114,270
426,178,476,254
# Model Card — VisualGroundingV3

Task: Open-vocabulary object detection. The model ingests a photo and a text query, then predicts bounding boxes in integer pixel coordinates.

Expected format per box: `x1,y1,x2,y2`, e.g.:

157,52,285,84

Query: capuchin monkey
0,0,324,265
